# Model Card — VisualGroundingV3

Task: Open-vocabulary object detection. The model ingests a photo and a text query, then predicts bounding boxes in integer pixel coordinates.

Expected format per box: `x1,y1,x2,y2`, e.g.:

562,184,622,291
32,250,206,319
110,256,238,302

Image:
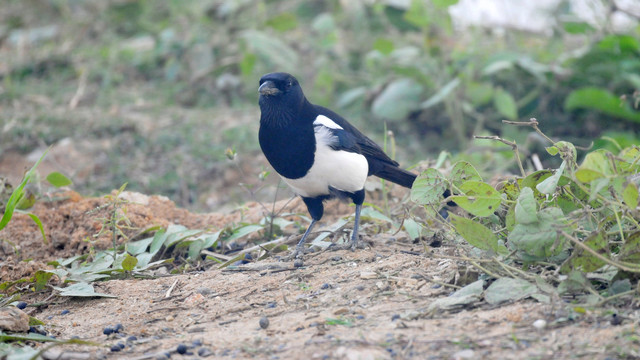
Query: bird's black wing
313,105,417,188
313,105,397,165
313,121,361,154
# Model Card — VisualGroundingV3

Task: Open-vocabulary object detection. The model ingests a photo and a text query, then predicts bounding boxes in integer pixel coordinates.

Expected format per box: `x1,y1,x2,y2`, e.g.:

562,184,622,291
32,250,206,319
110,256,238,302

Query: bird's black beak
258,81,280,96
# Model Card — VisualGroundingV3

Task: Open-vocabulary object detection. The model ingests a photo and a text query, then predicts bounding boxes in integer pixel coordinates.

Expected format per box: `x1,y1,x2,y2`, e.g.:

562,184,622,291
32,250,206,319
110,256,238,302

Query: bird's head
258,72,305,113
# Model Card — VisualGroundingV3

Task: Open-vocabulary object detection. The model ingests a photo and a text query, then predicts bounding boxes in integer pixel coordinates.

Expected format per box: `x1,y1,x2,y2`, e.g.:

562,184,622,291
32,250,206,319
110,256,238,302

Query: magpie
258,72,417,257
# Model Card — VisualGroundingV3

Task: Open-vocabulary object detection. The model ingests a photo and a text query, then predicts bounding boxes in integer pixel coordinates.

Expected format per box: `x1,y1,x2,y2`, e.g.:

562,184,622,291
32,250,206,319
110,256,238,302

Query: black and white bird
258,72,417,257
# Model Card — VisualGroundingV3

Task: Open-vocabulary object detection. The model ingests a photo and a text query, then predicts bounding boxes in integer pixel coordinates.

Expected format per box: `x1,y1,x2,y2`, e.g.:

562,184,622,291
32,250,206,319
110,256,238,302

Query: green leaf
546,146,559,156
466,82,494,106
515,187,538,224
434,150,450,169
15,191,36,210
53,282,116,298
420,78,460,109
165,229,202,247
45,171,72,187
588,177,609,202
622,182,639,208
149,229,168,255
34,270,53,292
0,147,49,232
432,0,459,8
0,332,60,343
449,161,482,188
428,279,484,311
563,231,607,273
202,231,221,248
135,252,153,269
225,225,264,242
410,168,448,206
494,88,517,120
403,218,422,240
373,38,394,55
372,78,424,120
450,181,501,217
508,207,565,258
127,237,154,255
121,253,138,271
242,30,298,70
449,213,506,254
360,207,395,224
565,87,640,123
188,239,205,260
22,211,48,244
505,204,516,232
403,0,429,28
619,232,640,263
536,160,566,195
575,168,605,183
558,270,591,295
265,12,298,32
500,179,522,201
562,21,594,34
484,277,537,305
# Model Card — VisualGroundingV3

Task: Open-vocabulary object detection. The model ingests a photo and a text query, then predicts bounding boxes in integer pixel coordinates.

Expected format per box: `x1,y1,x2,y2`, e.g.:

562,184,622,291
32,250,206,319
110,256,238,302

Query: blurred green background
0,0,638,211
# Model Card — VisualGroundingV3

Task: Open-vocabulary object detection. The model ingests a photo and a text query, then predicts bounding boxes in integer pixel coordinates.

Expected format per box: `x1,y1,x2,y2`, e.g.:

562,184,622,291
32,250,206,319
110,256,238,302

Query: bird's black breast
259,122,315,180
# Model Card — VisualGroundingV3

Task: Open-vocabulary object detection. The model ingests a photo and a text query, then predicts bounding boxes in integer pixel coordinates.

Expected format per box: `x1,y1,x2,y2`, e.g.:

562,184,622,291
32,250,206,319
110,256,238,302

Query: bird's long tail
374,165,417,188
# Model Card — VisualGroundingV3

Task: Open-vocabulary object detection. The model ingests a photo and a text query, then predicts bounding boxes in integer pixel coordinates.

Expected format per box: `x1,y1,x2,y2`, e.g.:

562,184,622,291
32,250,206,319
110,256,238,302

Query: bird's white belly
282,143,368,198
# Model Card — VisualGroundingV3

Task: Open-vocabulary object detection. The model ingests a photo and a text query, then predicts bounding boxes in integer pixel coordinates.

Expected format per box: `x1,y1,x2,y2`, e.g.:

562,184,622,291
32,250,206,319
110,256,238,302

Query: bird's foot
280,245,311,264
327,240,365,252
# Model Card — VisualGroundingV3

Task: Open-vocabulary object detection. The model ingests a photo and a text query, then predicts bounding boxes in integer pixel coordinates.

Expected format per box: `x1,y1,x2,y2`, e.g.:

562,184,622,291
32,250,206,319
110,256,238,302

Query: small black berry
176,344,188,354
16,301,27,310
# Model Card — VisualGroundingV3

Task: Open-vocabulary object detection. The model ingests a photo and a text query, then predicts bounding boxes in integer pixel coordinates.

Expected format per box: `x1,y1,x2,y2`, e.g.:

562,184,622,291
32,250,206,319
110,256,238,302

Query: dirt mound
0,190,360,282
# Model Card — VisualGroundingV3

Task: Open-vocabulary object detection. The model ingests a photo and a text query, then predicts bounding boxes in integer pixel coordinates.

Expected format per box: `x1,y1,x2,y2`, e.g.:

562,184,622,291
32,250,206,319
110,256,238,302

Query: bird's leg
292,219,318,259
349,203,362,251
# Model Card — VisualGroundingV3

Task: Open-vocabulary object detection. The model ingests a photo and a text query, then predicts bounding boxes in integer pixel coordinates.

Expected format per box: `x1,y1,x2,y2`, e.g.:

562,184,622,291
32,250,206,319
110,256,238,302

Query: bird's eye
287,81,293,88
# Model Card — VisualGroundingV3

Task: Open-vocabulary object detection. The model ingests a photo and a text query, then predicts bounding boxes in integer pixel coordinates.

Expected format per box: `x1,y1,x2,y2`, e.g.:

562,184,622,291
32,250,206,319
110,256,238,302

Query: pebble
103,327,114,335
60,309,70,315
611,313,623,326
293,259,304,268
452,349,475,359
360,271,377,279
197,347,214,357
176,343,188,354
391,314,400,321
259,316,270,329
532,319,547,330
110,345,121,352
196,287,213,296
320,283,330,290
265,302,277,308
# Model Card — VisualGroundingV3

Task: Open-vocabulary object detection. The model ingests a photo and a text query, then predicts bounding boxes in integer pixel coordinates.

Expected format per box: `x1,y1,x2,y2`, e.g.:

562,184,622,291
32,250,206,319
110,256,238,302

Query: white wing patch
313,115,343,130
281,118,368,198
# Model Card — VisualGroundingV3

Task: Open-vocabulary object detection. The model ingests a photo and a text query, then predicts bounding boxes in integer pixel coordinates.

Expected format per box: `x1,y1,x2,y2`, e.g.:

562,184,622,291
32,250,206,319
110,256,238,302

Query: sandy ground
1,191,638,359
